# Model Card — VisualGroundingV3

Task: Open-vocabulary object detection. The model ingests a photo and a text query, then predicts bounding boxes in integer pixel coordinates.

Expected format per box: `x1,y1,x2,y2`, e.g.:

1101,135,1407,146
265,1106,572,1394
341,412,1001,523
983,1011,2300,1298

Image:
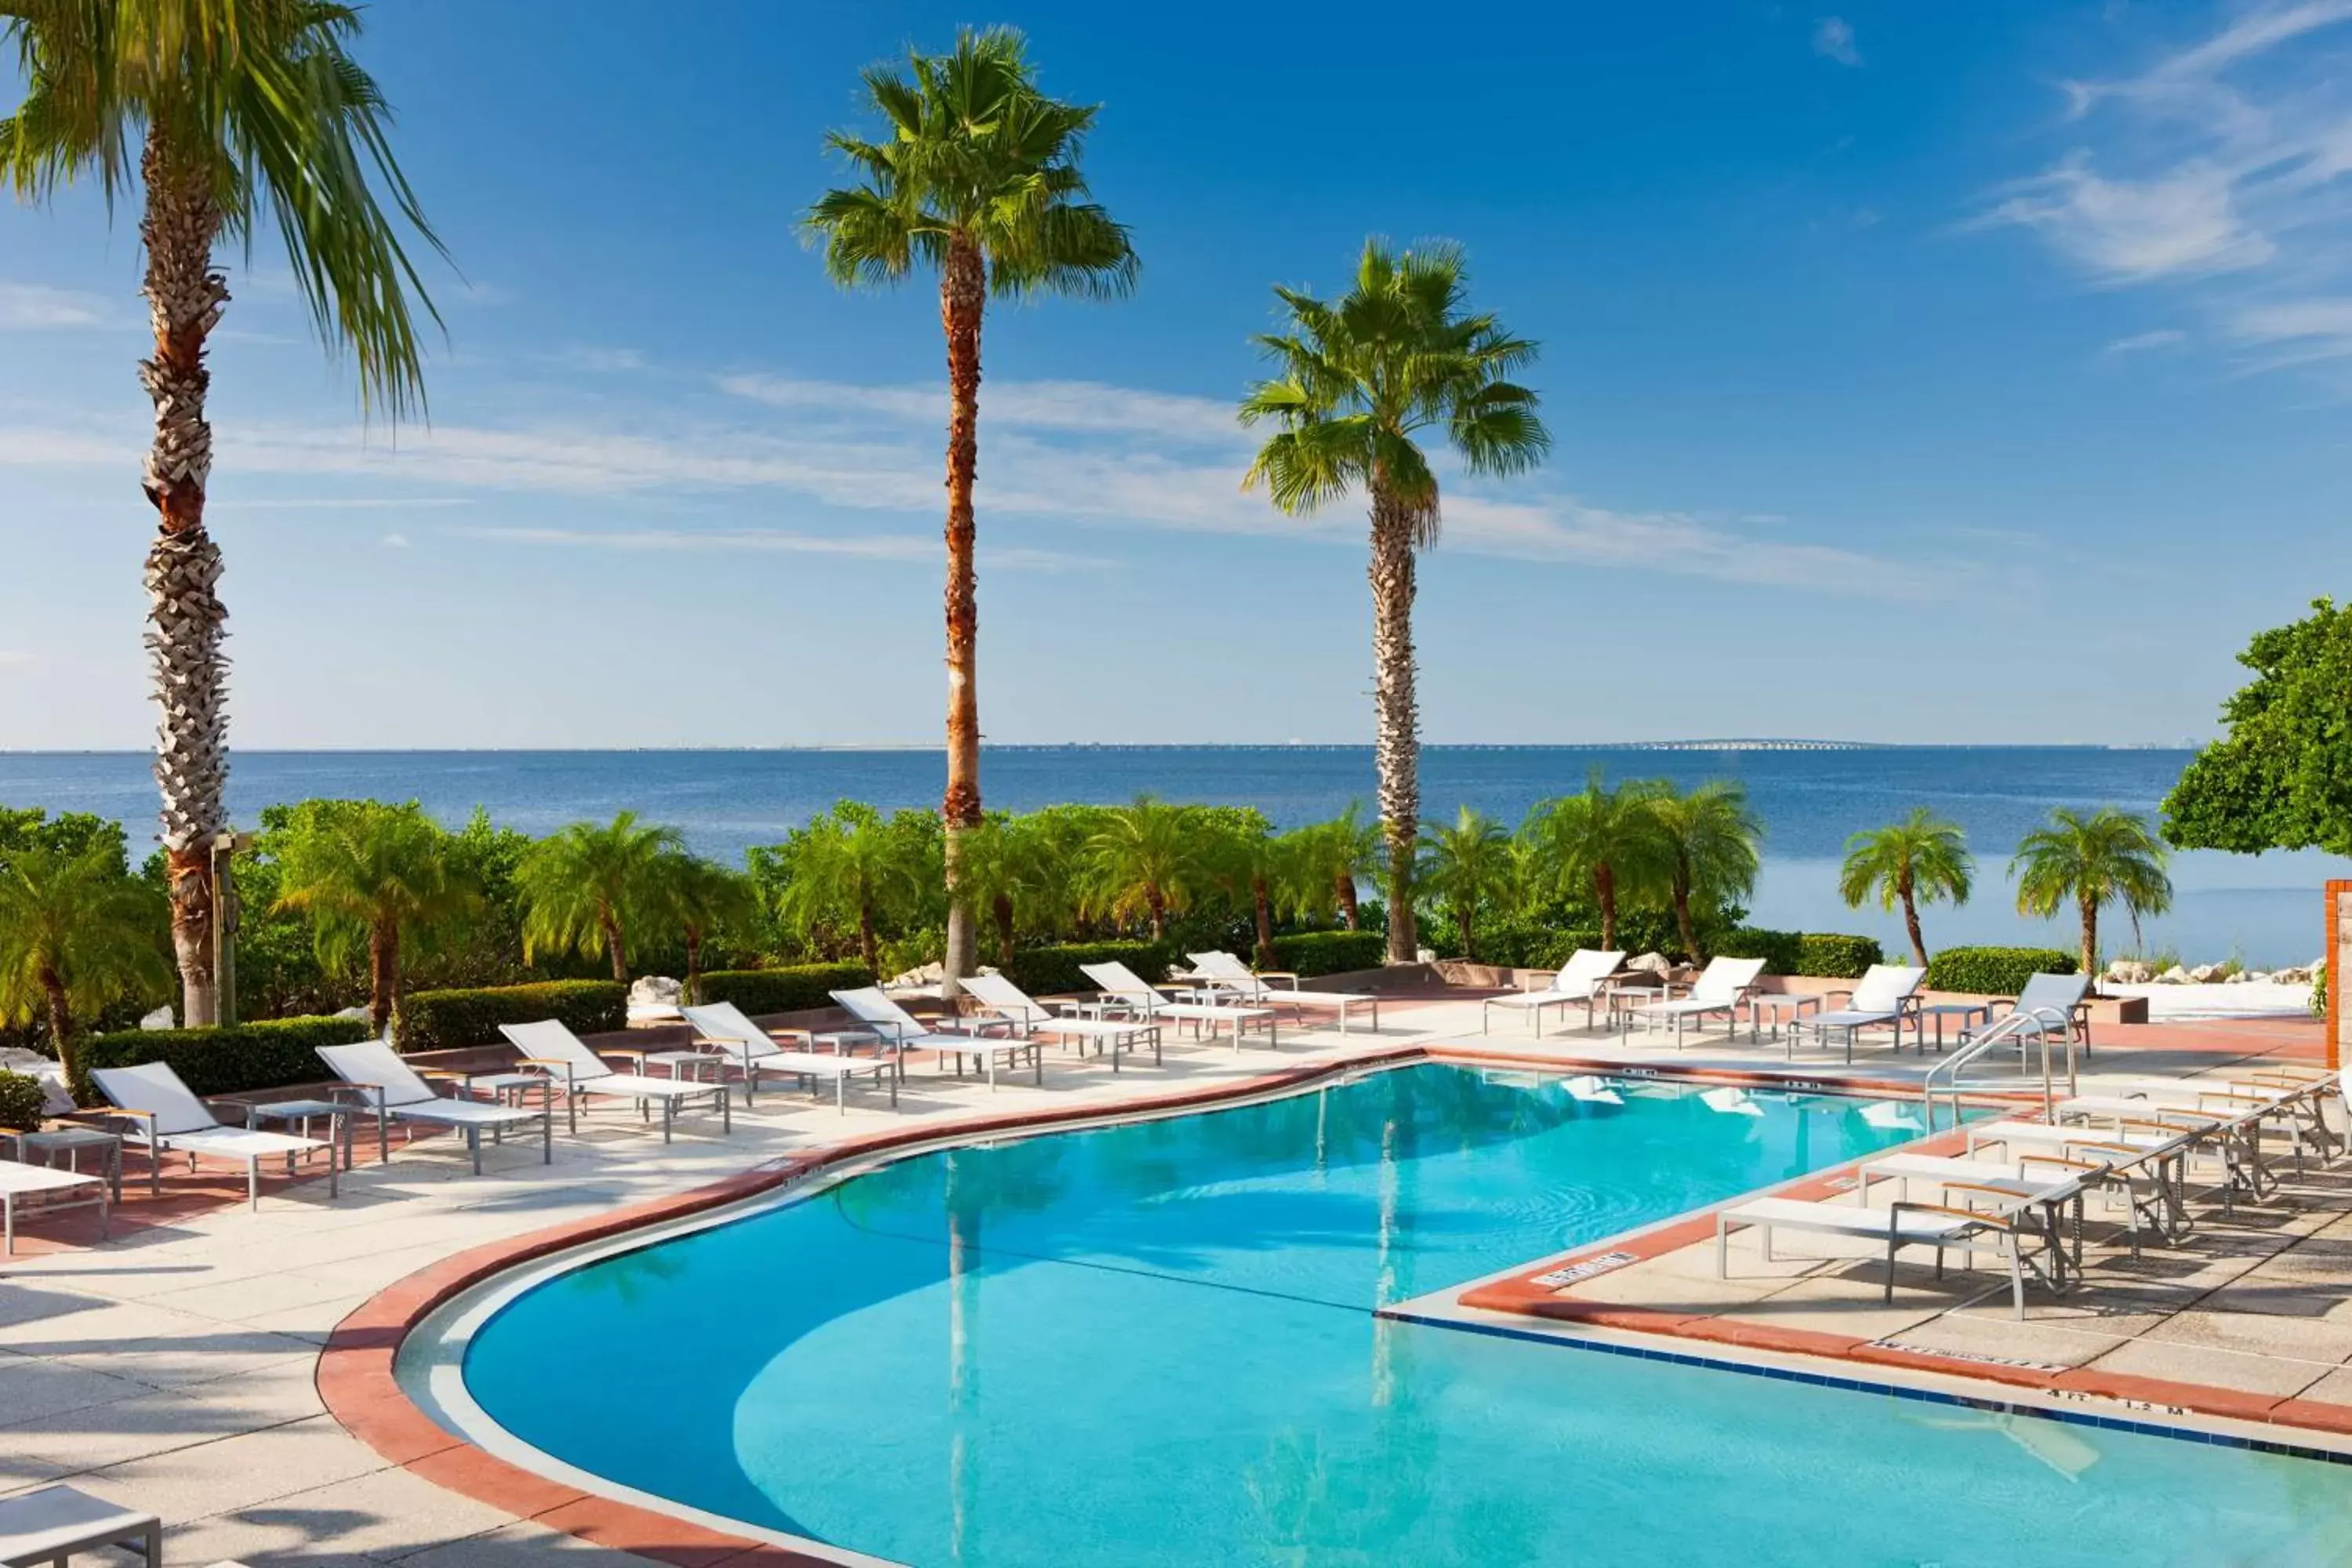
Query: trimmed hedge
1269,930,1388,977
1924,946,2078,996
83,1014,372,1097
1798,933,1883,980
0,1069,45,1131
697,963,874,1017
1000,941,1168,997
396,980,625,1054
1714,927,1801,975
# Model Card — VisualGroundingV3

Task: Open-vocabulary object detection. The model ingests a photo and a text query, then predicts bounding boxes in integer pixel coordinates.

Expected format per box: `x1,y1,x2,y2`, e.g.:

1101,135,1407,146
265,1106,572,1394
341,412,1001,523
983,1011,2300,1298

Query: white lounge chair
1795,964,1927,1061
1078,960,1279,1049
679,1000,900,1112
958,973,1163,1071
88,1062,339,1209
0,1485,162,1568
494,1022,730,1140
1480,948,1624,1036
831,987,1044,1089
1958,971,2093,1061
314,1039,556,1172
1617,956,1766,1047
0,1160,109,1254
1184,952,1380,1033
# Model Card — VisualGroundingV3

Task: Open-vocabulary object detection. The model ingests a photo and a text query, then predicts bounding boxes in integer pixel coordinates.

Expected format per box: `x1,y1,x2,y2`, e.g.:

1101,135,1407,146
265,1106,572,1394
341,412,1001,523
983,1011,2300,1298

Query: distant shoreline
0,741,2198,757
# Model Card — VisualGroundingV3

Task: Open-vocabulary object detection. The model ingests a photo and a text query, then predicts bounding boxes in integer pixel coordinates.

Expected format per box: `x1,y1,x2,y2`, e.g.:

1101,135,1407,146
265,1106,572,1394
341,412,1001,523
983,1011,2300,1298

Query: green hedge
1714,927,1801,975
83,1014,372,1097
1798,933,1883,980
395,980,625,1054
0,1069,45,1131
1924,946,2079,996
1269,930,1388,976
1001,941,1169,997
697,963,874,1017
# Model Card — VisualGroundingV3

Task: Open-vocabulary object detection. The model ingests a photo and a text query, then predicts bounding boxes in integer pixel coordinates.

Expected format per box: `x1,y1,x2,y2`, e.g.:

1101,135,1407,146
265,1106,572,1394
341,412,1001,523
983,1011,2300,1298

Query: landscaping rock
139,1005,175,1030
629,975,682,1006
2188,963,2226,983
332,1004,371,1018
2106,960,2152,984
2158,966,2191,984
1626,952,1672,976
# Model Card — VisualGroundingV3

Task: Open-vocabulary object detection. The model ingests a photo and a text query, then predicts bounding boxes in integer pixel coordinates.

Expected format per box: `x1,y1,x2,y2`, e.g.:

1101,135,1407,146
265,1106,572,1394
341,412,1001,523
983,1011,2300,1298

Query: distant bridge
1599,739,1875,752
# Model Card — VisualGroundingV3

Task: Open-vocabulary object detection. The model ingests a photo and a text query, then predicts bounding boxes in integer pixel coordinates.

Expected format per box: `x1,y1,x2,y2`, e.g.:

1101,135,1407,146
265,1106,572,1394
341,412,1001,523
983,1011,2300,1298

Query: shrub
1000,941,1169,997
0,1069,45,1131
1797,933,1883,980
396,980,625,1054
2315,960,2329,1021
1712,927,1801,975
1269,930,1388,977
698,963,875,1017
82,1014,373,1097
1924,946,2079,996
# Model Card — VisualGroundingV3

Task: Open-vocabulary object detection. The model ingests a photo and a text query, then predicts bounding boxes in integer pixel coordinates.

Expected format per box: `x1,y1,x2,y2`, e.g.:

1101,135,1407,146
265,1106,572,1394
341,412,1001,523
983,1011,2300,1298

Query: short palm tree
1646,781,1763,963
1279,804,1382,931
1085,795,1200,942
270,800,479,1033
2,0,443,1027
1200,811,1283,970
0,845,172,1096
946,816,1026,965
2011,807,2173,978
806,27,1136,989
1520,775,1668,953
1243,240,1548,964
1838,809,1973,968
1418,807,1519,963
773,803,924,977
516,813,684,984
646,853,757,1004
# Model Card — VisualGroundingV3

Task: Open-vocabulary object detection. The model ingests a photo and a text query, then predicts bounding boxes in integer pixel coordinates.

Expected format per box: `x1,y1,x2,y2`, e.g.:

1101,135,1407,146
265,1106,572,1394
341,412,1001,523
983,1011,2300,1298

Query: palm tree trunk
2080,895,2098,980
368,921,397,1036
1251,875,1277,970
1337,872,1360,931
858,903,881,978
1368,488,1421,965
39,968,78,1099
1595,863,1618,952
939,234,988,996
991,893,1015,966
1672,874,1698,964
684,924,703,1005
1146,887,1167,942
1900,882,1928,968
601,909,628,983
141,132,233,1029
1456,899,1477,964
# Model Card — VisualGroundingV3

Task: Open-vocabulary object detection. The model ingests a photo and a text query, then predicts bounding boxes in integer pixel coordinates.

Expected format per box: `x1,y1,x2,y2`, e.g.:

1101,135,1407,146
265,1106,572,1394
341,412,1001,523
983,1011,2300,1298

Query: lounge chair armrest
1937,1179,2043,1205
599,1047,648,1068
415,1068,470,1083
1892,1200,2015,1230
1988,995,2020,1011
1822,989,1856,1005
67,1107,151,1134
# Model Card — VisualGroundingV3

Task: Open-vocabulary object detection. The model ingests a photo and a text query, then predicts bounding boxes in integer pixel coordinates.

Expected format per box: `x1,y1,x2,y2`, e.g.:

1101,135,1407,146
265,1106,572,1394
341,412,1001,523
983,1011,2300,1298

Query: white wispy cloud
0,282,113,329
457,524,1102,572
719,372,1244,444
2105,327,2189,351
381,533,411,549
1813,17,1862,67
0,649,34,667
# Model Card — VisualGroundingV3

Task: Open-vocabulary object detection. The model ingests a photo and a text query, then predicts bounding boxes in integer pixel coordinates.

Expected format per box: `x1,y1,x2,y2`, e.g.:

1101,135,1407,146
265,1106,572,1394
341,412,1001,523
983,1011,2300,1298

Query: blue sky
1,0,2347,749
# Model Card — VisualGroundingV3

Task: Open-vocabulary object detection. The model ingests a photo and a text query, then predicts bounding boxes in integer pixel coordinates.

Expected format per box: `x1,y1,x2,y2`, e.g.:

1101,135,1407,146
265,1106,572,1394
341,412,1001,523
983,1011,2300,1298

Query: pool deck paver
0,988,2342,1565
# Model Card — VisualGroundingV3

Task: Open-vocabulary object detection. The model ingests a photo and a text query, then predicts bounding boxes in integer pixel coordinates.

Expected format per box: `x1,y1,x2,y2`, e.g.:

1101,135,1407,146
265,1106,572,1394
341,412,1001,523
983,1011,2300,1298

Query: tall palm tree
1838,808,1973,968
646,852,756,1004
805,27,1137,992
515,812,684,985
1085,795,1200,942
2011,807,2173,978
1417,807,1518,963
1520,775,1668,953
773,802,924,977
0,845,172,1096
1646,781,1763,964
2,0,443,1026
270,800,478,1033
1242,241,1548,964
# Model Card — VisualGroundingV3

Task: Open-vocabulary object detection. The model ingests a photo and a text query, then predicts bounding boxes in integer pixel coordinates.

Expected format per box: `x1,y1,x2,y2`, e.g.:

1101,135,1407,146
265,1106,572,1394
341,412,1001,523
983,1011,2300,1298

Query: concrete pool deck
0,989,2336,1565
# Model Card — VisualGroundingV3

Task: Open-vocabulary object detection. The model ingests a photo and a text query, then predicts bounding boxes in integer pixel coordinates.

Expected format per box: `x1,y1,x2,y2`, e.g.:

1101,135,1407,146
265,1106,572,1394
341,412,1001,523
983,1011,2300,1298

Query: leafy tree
1646,781,1763,964
644,852,757,1003
2164,598,2352,856
768,802,927,975
0,845,172,1095
516,812,684,983
1242,240,1548,964
2012,807,2172,978
1838,808,1973,968
270,799,479,1032
1198,808,1283,969
1086,795,1202,941
806,27,1137,988
1279,804,1382,931
1418,807,1519,963
2,0,444,1025
0,808,129,871
1520,775,1668,953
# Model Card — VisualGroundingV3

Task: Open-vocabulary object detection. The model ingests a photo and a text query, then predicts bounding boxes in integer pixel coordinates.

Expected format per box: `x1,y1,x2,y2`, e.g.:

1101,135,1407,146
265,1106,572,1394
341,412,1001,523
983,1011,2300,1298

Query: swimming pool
448,1065,2352,1566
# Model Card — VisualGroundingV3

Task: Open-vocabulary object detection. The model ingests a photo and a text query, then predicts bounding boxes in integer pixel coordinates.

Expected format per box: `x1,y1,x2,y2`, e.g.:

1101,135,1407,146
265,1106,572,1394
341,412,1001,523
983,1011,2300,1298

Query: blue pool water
462,1067,2352,1566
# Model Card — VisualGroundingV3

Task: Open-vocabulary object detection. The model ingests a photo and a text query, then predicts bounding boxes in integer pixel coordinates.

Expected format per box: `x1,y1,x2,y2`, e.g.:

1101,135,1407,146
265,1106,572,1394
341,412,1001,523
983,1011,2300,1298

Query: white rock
138,1006,175,1030
332,1004,371,1018
2158,966,2191,984
629,975,682,1006
886,961,945,990
1626,952,1673,976
2106,960,2152,985
2188,963,2227,984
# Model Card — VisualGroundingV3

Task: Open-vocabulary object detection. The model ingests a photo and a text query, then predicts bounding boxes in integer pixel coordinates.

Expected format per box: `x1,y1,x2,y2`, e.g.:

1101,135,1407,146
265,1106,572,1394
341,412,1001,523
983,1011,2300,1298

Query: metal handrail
1922,1007,2079,1131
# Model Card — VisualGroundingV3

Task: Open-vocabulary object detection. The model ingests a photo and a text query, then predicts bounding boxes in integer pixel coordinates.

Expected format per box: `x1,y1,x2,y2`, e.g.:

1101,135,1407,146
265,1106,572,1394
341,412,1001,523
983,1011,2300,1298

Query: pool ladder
1921,1009,2078,1131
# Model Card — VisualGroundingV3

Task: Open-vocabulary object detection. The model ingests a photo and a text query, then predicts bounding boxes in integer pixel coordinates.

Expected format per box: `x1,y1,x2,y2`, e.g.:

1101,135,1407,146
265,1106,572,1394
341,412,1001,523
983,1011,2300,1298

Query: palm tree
2,1,443,1027
0,845,172,1096
1520,775,1668,953
1646,781,1763,963
1838,808,1973,968
946,816,1024,965
515,812,684,984
773,803,924,976
1200,810,1283,970
646,853,756,1004
2011,807,2173,978
1242,241,1548,964
806,27,1137,992
1281,804,1382,931
1417,807,1518,962
270,800,478,1033
1085,795,1200,942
